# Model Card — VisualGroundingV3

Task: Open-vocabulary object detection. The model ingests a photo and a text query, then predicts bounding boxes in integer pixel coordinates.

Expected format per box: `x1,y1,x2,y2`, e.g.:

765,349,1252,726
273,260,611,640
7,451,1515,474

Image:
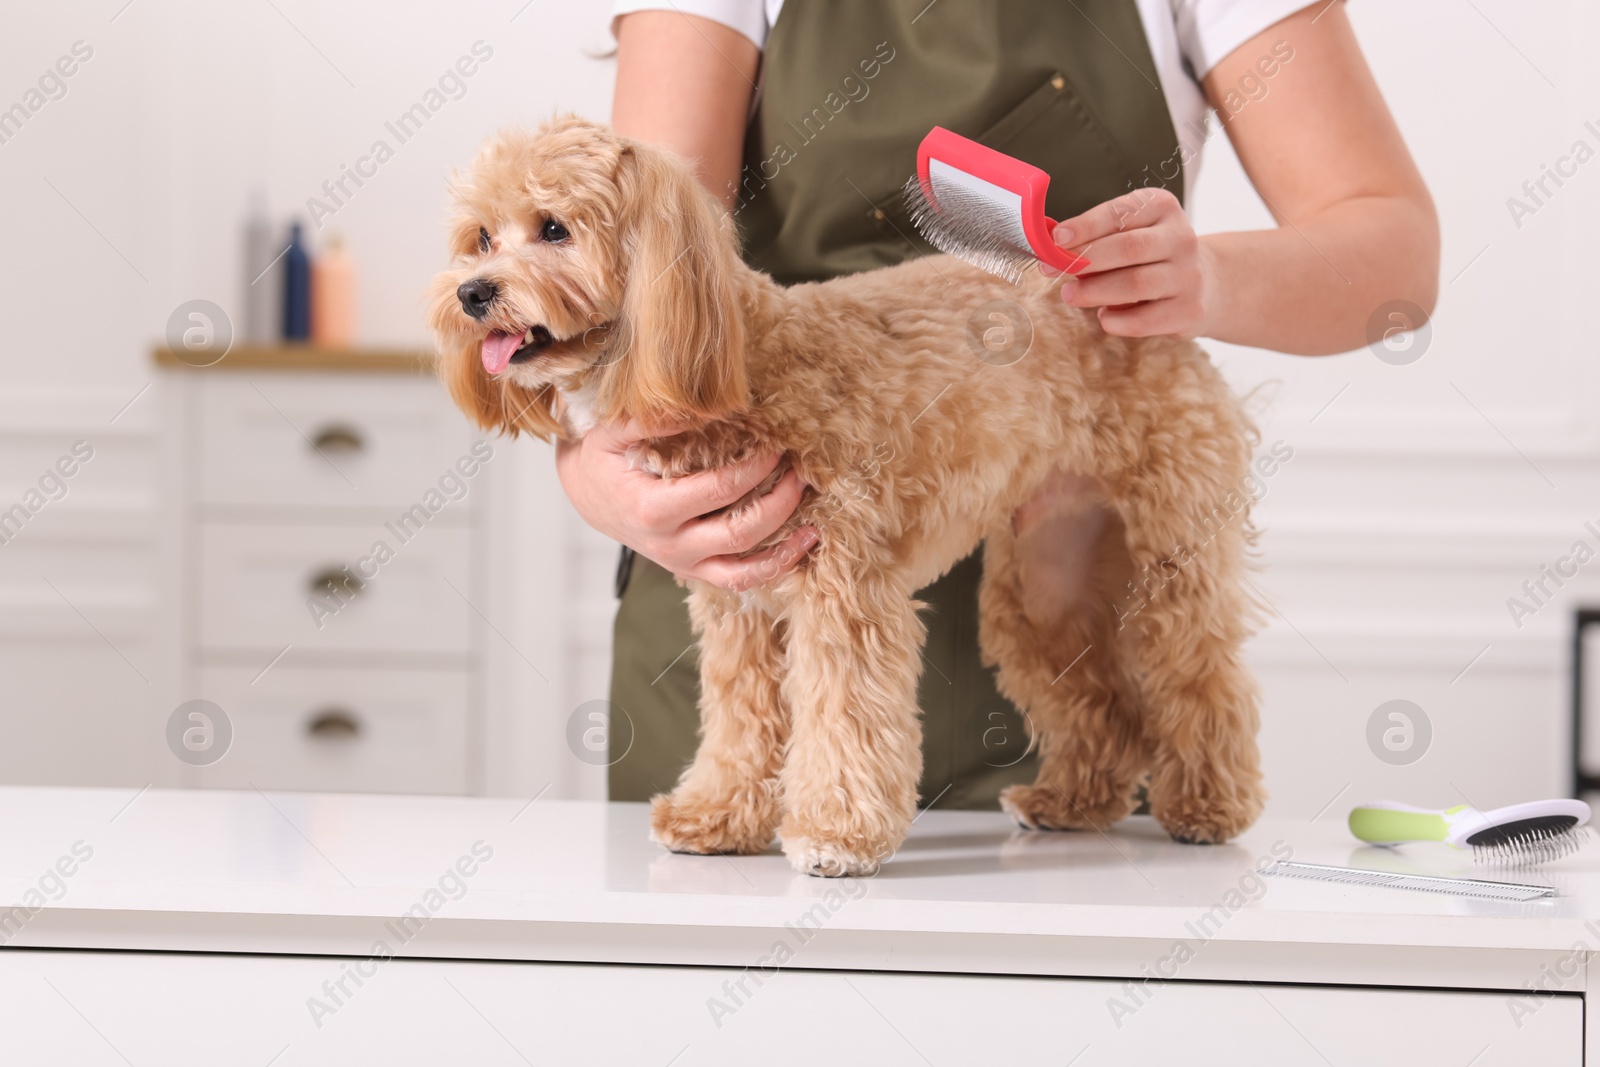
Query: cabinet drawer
0,952,1579,1065
198,374,488,511
198,521,471,654
191,664,468,793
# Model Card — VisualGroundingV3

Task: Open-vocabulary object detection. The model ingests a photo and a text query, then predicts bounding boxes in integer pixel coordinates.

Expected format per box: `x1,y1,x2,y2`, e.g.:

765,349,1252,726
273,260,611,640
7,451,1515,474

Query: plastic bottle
311,235,357,348
242,190,278,346
282,221,311,342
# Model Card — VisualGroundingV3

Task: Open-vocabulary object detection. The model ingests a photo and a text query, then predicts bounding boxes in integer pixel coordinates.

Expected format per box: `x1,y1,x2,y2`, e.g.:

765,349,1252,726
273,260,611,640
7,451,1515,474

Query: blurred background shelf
151,344,436,373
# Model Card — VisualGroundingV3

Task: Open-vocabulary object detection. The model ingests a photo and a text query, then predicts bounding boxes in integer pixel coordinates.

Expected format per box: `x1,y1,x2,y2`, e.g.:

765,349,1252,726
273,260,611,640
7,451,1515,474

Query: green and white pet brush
1350,799,1592,865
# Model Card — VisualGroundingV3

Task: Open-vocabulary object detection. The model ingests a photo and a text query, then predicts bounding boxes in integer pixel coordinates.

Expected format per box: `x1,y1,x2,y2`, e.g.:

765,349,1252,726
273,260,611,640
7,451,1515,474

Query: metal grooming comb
1264,861,1555,901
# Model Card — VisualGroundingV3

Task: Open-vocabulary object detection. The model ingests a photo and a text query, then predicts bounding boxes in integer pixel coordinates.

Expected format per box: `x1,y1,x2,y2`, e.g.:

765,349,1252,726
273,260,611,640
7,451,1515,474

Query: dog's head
427,116,748,439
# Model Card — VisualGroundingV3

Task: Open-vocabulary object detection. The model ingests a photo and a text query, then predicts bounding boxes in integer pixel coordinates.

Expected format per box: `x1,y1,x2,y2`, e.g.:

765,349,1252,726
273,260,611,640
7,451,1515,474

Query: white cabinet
192,664,470,794
157,349,490,794
0,949,1579,1066
197,374,475,511
197,521,473,655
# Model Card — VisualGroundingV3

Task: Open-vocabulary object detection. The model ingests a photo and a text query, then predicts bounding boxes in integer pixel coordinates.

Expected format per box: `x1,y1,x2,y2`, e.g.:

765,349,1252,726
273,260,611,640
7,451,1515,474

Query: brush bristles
1472,825,1589,867
901,176,1037,285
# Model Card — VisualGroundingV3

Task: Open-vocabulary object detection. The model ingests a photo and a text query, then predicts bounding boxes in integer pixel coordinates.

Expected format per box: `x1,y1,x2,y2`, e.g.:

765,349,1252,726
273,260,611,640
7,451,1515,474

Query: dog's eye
477,227,490,253
540,219,570,243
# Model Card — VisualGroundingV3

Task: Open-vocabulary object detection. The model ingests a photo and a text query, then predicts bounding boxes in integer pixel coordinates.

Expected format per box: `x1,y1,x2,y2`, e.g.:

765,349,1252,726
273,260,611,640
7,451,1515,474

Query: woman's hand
554,419,817,590
1046,187,1220,340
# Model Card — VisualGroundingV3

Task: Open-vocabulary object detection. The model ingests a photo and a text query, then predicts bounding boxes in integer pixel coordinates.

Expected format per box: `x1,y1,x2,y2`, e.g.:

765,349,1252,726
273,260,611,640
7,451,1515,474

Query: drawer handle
311,424,365,454
307,708,362,740
308,565,364,598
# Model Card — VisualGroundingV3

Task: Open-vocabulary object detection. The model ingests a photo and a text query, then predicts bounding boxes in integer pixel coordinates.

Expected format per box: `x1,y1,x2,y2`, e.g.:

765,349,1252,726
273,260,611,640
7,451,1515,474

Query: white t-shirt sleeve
1172,0,1323,78
609,0,770,49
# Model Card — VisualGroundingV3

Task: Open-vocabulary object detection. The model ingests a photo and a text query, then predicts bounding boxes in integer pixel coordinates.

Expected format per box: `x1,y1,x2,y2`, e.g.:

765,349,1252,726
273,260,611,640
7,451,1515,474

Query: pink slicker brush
903,126,1090,284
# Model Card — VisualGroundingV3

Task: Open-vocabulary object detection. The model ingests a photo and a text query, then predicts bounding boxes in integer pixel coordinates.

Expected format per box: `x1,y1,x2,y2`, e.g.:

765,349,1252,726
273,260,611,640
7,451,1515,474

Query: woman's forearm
1197,2,1439,356
1200,191,1439,354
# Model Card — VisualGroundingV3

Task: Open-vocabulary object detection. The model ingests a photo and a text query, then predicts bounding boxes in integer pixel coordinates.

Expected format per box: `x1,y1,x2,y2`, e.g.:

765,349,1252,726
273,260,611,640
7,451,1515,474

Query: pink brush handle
916,127,1091,275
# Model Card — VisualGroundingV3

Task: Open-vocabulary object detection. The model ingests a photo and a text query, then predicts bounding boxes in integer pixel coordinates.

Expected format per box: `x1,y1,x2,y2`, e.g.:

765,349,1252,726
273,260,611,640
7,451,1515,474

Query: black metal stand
1573,609,1600,797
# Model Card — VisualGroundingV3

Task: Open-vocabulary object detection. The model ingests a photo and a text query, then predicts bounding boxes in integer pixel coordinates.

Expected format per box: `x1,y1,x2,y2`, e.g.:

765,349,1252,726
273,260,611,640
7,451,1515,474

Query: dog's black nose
457,278,498,320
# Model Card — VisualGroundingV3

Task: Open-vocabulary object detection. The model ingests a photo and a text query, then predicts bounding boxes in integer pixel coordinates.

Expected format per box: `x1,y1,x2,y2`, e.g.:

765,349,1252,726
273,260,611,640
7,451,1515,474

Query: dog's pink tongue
481,331,521,374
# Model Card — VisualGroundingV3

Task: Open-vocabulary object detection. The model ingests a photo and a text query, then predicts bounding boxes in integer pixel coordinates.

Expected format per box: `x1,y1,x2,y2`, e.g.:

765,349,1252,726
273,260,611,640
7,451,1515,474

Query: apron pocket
871,71,1150,244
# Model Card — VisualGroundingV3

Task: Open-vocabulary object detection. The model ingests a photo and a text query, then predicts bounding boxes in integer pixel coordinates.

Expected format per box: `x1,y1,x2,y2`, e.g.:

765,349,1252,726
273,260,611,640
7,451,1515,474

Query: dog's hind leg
777,562,925,877
1113,461,1266,845
649,589,788,856
981,475,1148,832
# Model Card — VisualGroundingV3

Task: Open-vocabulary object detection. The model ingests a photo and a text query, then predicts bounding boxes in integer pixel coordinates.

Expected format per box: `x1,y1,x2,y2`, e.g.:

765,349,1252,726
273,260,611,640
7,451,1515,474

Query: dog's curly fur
429,116,1266,877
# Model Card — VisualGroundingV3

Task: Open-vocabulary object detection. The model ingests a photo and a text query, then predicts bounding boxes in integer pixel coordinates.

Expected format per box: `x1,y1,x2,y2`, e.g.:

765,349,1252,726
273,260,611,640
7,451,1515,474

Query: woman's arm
611,10,759,208
557,12,814,589
1052,2,1439,354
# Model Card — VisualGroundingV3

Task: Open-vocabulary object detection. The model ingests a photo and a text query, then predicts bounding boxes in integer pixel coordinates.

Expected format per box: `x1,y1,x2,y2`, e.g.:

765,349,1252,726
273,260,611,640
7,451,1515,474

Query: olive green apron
609,0,1181,809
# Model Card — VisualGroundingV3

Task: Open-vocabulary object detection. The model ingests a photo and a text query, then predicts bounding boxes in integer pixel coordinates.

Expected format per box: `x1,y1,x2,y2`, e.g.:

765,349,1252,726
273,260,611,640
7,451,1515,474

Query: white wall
1196,1,1600,817
1,1,1596,818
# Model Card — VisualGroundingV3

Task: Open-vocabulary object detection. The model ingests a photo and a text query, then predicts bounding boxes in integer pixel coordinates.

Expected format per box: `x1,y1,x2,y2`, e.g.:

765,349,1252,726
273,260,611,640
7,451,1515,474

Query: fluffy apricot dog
429,116,1265,877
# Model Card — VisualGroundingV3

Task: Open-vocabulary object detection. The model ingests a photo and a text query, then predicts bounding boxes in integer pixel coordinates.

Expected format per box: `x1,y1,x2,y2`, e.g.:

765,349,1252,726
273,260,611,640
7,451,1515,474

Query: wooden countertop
152,344,436,373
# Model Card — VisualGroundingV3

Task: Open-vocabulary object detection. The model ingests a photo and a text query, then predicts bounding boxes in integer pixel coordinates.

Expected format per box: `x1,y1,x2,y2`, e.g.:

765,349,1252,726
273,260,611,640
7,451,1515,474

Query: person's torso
736,0,1183,283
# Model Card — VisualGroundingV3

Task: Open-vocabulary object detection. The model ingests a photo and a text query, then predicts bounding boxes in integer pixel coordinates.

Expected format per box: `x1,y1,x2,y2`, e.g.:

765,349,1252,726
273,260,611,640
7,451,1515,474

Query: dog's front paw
1150,780,1263,845
781,836,886,878
777,793,909,877
999,783,1133,832
649,791,775,856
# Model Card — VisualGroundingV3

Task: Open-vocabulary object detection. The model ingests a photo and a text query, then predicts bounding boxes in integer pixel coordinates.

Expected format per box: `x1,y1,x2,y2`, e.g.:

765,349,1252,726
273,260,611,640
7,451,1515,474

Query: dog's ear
437,332,561,441
601,140,748,428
